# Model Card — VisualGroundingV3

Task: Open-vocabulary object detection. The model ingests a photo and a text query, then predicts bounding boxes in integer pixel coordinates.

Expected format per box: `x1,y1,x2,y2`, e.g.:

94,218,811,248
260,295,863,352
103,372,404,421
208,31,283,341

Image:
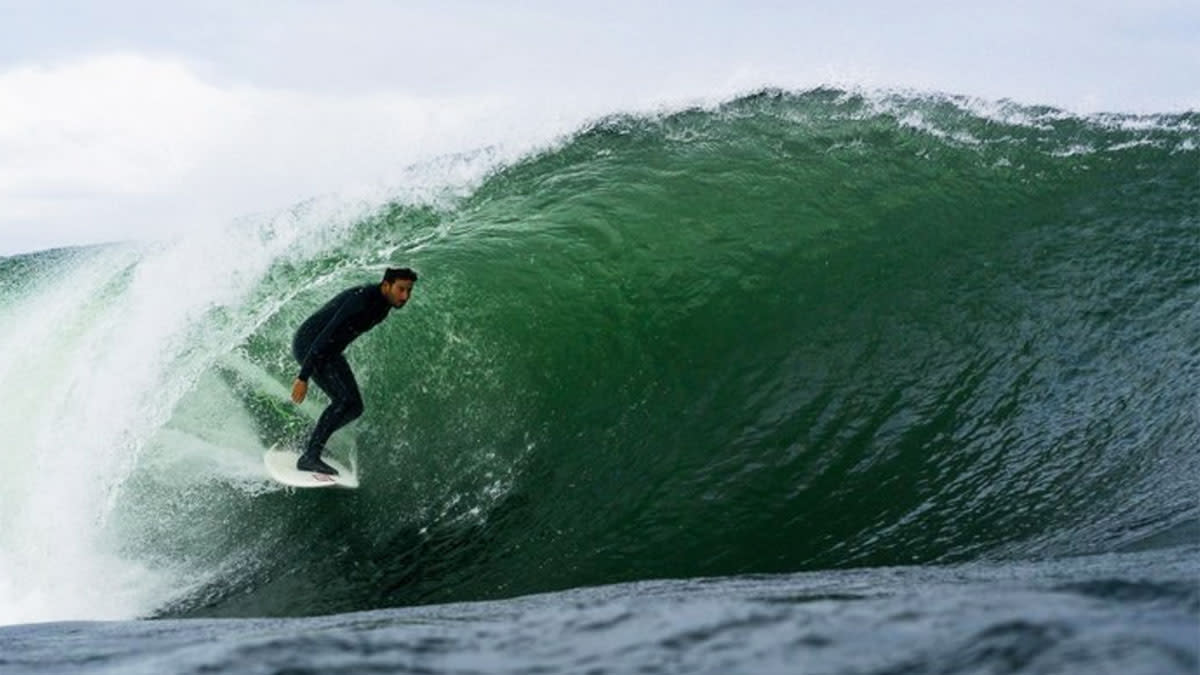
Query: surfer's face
382,279,414,308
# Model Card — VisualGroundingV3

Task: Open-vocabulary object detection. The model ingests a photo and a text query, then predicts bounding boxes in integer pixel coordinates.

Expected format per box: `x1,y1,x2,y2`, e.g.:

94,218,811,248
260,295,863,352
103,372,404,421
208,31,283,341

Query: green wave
9,89,1197,618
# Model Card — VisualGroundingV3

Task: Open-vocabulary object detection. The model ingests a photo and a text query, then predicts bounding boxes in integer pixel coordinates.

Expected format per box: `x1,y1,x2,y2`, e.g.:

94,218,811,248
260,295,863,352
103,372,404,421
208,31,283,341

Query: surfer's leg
302,354,363,463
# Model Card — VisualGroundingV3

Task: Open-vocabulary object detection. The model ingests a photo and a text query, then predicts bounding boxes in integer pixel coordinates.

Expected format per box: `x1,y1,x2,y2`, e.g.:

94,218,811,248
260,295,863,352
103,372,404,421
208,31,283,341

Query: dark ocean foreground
2,545,1195,674
0,89,1197,671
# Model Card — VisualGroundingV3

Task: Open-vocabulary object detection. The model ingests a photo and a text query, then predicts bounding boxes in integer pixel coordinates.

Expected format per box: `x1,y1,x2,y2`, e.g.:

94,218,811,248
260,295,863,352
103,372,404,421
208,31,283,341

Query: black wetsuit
293,284,392,456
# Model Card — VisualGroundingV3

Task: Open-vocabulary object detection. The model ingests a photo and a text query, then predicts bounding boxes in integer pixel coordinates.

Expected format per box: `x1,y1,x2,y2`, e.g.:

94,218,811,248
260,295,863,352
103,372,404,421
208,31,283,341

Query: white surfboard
263,445,359,489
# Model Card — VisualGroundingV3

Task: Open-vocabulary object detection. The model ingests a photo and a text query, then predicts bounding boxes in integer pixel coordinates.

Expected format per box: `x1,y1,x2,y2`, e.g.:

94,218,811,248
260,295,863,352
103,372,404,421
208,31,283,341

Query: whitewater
0,88,1196,674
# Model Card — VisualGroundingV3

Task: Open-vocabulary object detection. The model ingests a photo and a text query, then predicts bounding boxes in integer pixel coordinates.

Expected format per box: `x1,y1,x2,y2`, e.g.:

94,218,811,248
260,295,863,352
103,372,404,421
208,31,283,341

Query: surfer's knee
343,396,364,421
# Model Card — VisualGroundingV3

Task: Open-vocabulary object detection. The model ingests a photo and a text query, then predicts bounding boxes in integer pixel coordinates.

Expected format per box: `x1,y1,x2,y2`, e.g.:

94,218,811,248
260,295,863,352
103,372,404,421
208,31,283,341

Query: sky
1,0,1198,256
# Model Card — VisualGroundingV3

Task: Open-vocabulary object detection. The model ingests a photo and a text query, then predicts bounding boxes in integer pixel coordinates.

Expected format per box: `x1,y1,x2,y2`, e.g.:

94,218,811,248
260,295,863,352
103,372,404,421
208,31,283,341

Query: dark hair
383,267,418,283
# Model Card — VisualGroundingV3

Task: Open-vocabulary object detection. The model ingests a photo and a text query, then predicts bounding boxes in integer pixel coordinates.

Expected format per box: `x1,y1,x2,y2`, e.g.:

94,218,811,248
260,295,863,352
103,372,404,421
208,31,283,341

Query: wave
1,88,1196,623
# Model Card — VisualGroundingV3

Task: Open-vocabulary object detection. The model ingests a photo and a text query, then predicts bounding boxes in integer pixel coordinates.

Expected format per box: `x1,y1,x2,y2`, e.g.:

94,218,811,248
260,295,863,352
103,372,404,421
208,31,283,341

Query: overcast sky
2,1,1197,256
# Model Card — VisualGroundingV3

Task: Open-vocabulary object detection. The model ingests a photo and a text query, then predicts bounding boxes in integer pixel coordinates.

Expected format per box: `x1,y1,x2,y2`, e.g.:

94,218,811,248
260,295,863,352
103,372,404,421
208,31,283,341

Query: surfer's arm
297,293,365,381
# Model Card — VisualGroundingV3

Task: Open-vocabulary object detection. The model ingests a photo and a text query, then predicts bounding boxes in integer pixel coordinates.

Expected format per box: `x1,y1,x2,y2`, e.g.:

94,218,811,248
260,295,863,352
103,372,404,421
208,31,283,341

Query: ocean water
0,89,1197,673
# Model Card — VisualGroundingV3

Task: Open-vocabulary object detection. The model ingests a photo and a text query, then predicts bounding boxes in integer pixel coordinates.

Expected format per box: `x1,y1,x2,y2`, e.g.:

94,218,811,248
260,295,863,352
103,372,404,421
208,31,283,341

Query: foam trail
0,246,171,621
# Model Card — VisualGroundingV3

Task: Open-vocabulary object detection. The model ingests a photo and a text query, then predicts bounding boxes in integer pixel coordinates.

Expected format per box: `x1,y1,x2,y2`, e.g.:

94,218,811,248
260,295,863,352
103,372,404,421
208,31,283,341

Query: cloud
1,56,227,200
0,55,246,252
0,53,581,255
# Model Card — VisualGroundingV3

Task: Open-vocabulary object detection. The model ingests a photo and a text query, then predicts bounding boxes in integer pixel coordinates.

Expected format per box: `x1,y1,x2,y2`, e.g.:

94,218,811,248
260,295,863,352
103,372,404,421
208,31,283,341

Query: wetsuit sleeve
296,292,366,381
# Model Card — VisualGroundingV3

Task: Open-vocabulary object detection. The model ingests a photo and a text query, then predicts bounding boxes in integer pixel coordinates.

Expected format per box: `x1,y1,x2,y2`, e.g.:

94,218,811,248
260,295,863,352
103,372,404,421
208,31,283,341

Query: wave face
1,89,1197,622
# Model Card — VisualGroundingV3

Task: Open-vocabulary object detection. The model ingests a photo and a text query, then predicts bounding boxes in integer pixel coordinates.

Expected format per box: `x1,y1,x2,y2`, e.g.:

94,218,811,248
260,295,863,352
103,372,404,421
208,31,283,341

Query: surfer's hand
291,379,307,404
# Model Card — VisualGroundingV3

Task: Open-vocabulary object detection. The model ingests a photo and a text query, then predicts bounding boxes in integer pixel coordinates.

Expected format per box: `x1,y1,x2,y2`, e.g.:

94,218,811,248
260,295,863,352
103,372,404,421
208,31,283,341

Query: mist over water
0,89,1196,628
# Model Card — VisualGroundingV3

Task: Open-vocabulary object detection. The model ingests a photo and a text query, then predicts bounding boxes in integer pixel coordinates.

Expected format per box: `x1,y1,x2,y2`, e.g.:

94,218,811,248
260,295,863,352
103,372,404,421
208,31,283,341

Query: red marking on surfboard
311,473,336,483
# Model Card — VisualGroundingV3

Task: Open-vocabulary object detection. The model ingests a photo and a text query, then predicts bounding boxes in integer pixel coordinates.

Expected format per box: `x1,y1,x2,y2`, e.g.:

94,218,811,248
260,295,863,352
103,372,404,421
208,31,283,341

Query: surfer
290,267,418,474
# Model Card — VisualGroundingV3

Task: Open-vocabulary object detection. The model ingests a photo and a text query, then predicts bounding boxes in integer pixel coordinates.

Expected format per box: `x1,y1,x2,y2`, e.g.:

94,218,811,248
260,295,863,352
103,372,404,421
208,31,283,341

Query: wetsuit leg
304,353,364,457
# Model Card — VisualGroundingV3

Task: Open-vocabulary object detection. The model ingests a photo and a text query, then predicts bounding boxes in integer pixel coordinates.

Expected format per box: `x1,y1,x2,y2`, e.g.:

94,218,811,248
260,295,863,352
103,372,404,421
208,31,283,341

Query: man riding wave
290,267,417,475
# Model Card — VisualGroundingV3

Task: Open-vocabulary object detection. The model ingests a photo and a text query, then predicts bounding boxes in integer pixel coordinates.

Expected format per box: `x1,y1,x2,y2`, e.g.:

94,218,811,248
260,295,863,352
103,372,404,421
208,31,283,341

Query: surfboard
263,445,359,489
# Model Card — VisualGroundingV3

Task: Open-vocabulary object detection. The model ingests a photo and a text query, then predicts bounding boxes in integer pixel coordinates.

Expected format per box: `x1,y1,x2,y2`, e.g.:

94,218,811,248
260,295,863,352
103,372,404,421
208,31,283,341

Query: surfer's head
381,267,417,308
